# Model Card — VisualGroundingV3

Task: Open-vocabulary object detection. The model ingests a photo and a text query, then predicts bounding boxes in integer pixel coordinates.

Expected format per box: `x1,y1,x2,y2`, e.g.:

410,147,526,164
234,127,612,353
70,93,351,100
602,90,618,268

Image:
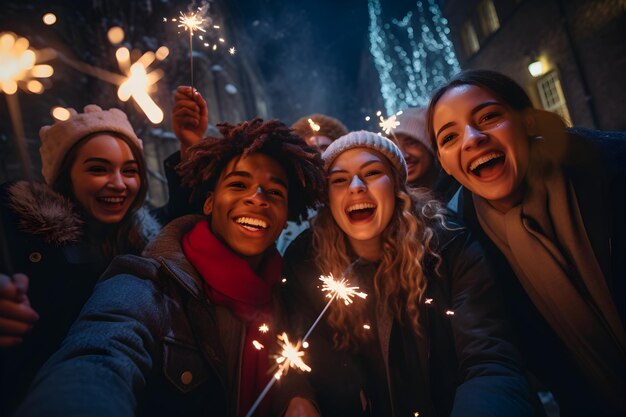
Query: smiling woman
426,69,626,417
275,130,540,417
0,105,160,415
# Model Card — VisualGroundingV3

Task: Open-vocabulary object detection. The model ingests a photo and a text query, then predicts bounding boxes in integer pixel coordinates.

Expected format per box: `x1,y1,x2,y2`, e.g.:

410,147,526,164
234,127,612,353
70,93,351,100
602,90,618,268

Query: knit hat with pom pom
39,105,142,184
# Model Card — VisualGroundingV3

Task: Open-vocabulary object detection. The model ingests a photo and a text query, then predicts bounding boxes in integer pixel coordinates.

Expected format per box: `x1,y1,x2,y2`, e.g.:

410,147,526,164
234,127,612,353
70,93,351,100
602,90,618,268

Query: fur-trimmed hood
6,181,160,247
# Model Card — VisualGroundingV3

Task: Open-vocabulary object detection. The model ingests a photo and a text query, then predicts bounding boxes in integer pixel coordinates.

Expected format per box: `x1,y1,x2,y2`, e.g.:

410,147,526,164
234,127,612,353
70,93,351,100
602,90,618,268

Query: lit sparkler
173,4,209,90
245,333,311,417
259,323,269,333
308,118,321,133
319,273,367,306
379,114,400,135
245,266,366,417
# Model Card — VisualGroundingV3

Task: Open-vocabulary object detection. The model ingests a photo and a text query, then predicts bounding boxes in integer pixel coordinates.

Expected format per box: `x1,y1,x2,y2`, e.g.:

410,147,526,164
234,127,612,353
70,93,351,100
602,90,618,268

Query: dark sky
228,0,375,129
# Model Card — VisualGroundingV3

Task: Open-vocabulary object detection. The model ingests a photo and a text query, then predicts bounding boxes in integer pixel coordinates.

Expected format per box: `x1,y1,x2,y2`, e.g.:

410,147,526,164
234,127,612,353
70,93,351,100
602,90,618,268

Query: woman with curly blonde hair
276,131,540,417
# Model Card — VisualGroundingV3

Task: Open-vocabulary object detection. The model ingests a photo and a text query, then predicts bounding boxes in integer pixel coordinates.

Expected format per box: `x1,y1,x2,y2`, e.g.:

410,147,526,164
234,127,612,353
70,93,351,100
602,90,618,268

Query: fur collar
7,181,160,247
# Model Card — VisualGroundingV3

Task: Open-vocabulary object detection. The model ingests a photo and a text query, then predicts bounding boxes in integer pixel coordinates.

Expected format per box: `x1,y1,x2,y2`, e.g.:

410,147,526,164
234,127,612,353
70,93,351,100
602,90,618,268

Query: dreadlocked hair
176,118,326,223
312,174,449,351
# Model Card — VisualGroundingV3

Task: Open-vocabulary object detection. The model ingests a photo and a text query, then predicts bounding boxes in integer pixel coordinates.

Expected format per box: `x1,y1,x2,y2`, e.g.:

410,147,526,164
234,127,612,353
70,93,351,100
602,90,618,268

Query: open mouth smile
234,216,269,231
96,196,127,206
346,202,376,222
468,151,505,178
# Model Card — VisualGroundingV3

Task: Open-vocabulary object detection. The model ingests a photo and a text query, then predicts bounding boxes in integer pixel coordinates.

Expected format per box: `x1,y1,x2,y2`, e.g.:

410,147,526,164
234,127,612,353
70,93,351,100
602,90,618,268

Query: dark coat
274,226,540,417
0,181,160,416
448,128,626,417
14,215,259,417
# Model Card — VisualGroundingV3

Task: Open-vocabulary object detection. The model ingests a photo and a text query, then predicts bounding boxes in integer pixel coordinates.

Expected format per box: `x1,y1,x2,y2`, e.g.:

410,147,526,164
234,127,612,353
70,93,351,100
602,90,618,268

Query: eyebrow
435,100,502,139
83,157,137,165
223,170,288,189
329,159,383,174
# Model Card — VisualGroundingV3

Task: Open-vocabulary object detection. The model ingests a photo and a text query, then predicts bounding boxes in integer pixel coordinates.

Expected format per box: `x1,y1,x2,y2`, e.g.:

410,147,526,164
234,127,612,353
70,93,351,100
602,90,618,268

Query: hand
284,397,321,417
172,86,209,161
0,273,39,347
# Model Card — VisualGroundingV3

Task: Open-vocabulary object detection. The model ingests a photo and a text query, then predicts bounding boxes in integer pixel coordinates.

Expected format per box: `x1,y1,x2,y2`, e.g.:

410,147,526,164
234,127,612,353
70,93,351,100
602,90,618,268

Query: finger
173,106,200,118
12,273,29,294
193,91,208,112
0,299,39,322
175,86,193,99
0,274,17,299
0,336,23,347
0,316,35,335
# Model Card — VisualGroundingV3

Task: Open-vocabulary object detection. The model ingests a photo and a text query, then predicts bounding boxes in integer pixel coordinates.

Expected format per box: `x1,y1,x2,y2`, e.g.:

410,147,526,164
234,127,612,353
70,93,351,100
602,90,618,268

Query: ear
203,193,214,216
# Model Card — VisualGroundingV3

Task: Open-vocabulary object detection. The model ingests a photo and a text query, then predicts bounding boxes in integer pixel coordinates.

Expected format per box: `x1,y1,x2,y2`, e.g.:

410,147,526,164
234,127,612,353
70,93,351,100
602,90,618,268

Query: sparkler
364,109,404,138
0,32,55,272
245,270,367,417
175,4,208,91
245,333,311,417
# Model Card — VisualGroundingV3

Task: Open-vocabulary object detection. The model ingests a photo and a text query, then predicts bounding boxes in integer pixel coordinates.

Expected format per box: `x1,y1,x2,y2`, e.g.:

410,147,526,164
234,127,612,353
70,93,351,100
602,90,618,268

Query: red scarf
182,220,282,417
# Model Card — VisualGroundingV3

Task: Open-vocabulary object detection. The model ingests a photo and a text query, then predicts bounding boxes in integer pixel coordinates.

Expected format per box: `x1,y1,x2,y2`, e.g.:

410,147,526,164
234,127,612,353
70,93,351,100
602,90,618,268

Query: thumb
13,273,29,301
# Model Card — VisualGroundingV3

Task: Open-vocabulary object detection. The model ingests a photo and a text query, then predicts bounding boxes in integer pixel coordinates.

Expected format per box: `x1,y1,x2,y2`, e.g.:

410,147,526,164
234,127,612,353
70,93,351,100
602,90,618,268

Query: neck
243,253,264,273
348,236,382,262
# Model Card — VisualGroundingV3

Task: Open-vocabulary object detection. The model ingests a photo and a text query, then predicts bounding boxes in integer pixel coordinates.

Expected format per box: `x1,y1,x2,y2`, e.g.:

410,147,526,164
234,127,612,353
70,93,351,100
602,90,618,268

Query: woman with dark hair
0,105,160,415
277,131,539,417
427,69,626,416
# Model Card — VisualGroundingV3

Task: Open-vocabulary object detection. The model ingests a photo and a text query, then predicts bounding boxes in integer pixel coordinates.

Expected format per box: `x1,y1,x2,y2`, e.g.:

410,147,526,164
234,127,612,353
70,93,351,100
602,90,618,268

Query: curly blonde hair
312,172,448,350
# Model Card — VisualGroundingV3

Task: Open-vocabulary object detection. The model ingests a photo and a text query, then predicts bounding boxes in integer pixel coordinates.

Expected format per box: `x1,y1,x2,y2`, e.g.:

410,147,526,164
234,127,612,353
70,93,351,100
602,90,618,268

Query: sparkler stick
176,5,208,91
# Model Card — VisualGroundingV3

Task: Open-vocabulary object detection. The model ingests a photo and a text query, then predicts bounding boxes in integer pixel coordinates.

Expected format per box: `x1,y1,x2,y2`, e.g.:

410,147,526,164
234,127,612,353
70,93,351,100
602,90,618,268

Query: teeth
99,197,125,203
347,202,376,212
235,217,268,229
469,152,504,172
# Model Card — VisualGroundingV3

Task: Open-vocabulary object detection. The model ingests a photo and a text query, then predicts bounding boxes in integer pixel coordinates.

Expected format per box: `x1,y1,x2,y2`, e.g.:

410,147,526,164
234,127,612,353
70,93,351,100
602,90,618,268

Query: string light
367,0,460,114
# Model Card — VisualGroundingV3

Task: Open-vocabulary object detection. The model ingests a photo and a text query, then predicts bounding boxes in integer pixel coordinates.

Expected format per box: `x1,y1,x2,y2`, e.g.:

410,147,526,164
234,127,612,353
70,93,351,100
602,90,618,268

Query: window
461,21,480,56
536,71,572,125
478,0,500,36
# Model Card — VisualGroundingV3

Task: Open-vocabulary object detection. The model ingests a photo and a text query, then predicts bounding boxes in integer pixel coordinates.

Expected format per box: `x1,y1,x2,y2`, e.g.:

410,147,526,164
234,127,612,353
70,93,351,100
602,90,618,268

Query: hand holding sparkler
0,273,39,348
172,86,208,160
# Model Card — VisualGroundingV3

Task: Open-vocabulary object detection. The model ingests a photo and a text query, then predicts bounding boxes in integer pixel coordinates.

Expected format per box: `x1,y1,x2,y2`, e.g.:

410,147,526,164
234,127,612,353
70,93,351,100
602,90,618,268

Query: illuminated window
478,0,500,36
537,71,572,125
461,21,480,56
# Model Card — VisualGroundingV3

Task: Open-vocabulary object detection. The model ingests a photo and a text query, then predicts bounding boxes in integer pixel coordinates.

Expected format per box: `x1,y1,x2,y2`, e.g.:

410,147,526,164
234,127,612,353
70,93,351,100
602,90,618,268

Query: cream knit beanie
393,107,434,155
39,105,143,185
322,130,407,182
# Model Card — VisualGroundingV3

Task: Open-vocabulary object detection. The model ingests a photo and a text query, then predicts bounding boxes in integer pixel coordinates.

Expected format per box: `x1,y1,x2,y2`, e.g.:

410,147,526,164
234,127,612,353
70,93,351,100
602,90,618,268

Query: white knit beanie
322,130,407,182
393,107,434,155
39,105,143,185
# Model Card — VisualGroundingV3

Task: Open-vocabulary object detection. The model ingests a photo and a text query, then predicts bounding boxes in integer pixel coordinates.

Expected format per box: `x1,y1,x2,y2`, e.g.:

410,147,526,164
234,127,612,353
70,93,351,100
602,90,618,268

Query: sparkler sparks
379,114,400,134
0,32,54,95
319,274,367,305
273,333,311,378
308,118,321,132
259,323,269,333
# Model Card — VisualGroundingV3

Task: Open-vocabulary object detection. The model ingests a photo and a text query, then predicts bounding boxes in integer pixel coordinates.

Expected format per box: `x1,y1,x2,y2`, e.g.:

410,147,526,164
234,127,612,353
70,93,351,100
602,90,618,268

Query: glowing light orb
107,26,125,45
42,13,57,25
51,106,71,121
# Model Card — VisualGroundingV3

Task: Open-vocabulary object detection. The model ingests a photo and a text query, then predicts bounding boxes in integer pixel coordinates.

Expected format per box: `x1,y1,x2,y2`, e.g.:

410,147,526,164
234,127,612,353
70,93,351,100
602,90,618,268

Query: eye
439,133,456,147
364,170,382,177
123,167,139,175
479,111,501,124
227,181,247,189
267,188,285,197
329,177,347,185
87,165,107,173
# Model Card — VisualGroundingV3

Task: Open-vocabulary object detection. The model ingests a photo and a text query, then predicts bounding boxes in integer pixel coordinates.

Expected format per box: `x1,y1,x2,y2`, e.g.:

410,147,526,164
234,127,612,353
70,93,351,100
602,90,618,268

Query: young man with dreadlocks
14,118,326,417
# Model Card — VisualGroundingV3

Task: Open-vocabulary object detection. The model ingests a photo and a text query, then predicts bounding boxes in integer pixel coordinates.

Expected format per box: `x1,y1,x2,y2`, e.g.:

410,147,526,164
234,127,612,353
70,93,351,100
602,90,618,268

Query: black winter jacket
274,226,540,417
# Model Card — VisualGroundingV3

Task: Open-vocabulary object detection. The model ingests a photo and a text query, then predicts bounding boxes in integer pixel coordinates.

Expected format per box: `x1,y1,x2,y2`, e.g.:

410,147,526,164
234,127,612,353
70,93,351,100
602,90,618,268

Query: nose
244,186,270,207
106,171,127,191
462,125,488,151
349,175,366,194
